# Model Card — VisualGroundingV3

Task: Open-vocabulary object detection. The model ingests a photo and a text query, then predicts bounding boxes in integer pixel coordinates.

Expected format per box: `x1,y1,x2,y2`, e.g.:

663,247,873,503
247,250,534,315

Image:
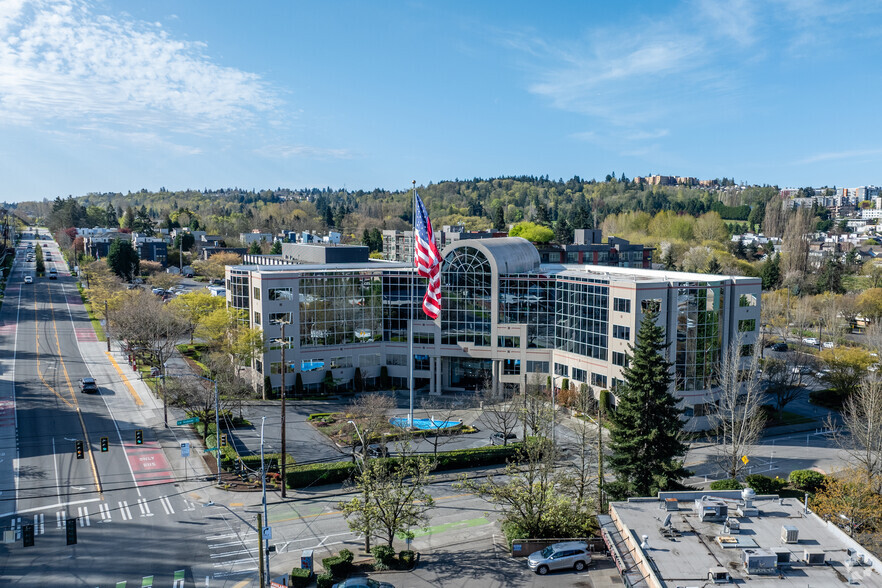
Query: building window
498,336,521,348
253,311,261,324
301,359,324,372
613,298,631,313
414,332,434,344
739,293,757,307
572,367,587,383
611,377,624,390
269,336,295,350
268,288,294,301
441,246,493,347
359,354,381,368
613,325,630,340
591,373,607,388
414,355,430,370
554,363,569,377
738,319,756,332
553,276,609,360
527,360,549,373
253,287,261,301
612,352,629,368
387,354,407,366
329,356,352,369
503,359,521,375
269,312,293,325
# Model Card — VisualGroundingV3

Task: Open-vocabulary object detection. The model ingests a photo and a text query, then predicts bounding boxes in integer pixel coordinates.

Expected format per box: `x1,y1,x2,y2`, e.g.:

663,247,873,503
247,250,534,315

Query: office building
227,237,759,428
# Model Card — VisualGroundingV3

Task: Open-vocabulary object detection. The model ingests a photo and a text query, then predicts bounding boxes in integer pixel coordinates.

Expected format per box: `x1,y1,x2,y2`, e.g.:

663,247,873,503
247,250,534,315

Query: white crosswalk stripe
202,509,259,578
36,513,44,535
98,502,111,522
137,497,153,517
119,501,133,521
159,496,175,515
76,506,91,527
56,511,65,528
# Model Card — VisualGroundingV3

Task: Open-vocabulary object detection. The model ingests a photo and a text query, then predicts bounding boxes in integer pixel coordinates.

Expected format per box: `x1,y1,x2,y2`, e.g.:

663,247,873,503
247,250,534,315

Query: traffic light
220,434,227,447
100,437,109,452
135,429,143,445
66,518,77,545
75,440,84,459
22,523,34,547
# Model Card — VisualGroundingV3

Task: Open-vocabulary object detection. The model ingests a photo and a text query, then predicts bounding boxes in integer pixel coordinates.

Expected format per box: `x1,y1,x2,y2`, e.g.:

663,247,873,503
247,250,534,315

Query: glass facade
555,277,609,360
676,283,724,391
499,275,555,349
298,273,383,346
442,248,493,346
382,272,416,342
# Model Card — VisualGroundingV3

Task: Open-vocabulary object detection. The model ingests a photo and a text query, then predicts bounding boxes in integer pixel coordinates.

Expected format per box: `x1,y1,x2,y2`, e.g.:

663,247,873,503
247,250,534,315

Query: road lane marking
36,512,43,534
98,502,111,522
119,500,133,521
140,576,153,588
77,506,91,526
173,570,185,588
10,276,21,514
51,437,61,499
137,497,153,517
104,352,144,406
56,511,64,528
0,497,100,519
160,495,175,515
34,297,74,409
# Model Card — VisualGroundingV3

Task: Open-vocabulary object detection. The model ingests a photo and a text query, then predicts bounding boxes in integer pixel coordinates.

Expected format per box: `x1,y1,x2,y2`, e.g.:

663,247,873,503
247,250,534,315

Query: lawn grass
77,283,107,341
766,410,814,427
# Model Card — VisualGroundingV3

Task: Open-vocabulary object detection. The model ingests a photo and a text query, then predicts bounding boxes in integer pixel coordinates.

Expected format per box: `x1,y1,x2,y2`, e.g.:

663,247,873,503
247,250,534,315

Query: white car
23,275,32,284
802,337,819,346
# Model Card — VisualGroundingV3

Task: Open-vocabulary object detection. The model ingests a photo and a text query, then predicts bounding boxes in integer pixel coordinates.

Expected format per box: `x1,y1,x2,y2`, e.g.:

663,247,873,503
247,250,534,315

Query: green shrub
288,568,312,588
316,572,334,588
789,469,826,492
709,478,743,490
745,474,787,494
372,544,395,568
308,412,334,421
399,550,416,568
339,548,354,563
321,554,351,578
286,460,357,488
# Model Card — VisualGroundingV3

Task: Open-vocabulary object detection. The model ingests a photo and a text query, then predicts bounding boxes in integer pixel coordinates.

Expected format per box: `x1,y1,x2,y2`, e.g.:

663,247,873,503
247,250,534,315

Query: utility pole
257,512,265,587
105,300,110,352
598,400,604,514
280,321,287,498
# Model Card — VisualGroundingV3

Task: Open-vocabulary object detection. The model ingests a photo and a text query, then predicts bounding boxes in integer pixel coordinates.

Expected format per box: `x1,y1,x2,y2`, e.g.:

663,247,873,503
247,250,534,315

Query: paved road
0,233,232,587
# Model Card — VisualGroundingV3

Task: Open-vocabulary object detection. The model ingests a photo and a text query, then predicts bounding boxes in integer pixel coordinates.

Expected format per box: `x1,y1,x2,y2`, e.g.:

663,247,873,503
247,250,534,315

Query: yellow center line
46,285,103,495
34,297,74,409
105,352,143,406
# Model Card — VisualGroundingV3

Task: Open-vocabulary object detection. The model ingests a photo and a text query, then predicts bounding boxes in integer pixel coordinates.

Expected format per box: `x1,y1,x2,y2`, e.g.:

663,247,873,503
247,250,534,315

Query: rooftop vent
664,498,679,511
781,525,799,544
772,549,793,566
695,496,729,521
723,518,741,535
803,549,825,565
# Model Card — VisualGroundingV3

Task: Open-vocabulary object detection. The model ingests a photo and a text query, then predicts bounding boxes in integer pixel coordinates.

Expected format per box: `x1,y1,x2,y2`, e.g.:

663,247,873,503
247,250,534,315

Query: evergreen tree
817,256,845,294
270,240,282,255
706,256,722,274
107,239,140,281
760,253,781,290
248,241,262,255
662,248,677,271
492,204,505,230
105,203,118,227
606,308,691,499
122,206,135,230
554,218,573,244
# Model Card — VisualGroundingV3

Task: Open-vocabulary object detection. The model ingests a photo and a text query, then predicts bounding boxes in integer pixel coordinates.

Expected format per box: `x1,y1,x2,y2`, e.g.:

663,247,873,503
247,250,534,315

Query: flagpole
409,180,416,428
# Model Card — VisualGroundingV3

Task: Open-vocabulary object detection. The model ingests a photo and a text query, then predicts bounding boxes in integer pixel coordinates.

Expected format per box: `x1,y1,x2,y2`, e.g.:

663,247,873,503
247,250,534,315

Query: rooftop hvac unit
665,498,679,511
781,525,799,544
804,549,825,565
695,496,729,521
708,566,731,583
773,549,793,566
743,549,778,574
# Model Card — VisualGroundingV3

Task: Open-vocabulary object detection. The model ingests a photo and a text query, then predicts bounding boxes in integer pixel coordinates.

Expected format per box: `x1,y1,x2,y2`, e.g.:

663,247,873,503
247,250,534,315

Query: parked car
489,431,517,445
353,443,389,458
331,578,394,588
822,341,834,349
23,275,32,284
151,288,166,296
80,378,99,393
527,541,592,575
802,337,819,346
49,268,57,280
771,342,788,352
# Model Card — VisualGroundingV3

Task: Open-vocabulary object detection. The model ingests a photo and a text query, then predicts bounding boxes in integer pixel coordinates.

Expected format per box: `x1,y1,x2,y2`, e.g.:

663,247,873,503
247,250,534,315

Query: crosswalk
202,509,260,579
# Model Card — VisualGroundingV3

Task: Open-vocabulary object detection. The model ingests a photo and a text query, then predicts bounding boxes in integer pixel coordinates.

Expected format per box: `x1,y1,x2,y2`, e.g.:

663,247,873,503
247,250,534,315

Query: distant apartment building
132,233,168,265
535,229,654,268
239,231,274,245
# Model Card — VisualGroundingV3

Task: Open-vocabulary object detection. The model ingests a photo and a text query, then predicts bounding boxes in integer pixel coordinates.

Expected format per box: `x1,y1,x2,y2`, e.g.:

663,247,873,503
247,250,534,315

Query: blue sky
2,0,882,202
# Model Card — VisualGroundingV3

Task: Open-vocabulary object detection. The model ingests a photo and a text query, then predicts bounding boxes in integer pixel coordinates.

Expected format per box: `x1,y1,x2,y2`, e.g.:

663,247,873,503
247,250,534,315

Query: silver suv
527,541,591,575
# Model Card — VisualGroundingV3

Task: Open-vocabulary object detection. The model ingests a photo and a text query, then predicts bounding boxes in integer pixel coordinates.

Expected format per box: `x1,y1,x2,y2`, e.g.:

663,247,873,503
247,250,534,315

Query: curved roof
441,237,540,274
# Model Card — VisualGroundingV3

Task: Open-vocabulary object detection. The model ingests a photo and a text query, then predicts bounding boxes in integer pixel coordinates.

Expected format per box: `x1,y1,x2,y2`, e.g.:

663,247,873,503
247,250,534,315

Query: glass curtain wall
441,247,493,346
676,283,723,390
498,275,555,349
382,271,417,342
299,271,383,347
228,269,250,322
554,277,609,360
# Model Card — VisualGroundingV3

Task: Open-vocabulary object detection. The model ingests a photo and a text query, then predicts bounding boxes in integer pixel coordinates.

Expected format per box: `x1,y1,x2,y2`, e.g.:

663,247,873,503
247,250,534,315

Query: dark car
80,378,98,393
771,342,788,352
490,431,517,445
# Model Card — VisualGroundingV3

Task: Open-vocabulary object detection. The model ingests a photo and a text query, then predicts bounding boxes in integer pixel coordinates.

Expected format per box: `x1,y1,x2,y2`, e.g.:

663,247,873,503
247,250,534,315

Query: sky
2,0,882,202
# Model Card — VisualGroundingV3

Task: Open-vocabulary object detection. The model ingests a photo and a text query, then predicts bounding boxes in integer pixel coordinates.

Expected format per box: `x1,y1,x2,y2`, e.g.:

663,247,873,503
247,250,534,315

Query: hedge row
285,442,523,488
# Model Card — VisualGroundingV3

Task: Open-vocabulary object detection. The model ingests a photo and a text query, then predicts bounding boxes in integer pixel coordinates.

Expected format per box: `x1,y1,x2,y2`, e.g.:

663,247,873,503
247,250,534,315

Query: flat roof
609,491,882,587
542,263,761,285
230,260,411,273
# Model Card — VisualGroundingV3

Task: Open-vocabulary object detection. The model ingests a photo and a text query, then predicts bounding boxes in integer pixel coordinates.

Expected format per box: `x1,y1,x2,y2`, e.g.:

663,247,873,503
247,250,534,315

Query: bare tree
477,382,520,446
345,393,395,461
832,376,882,493
521,373,552,438
563,384,598,510
865,321,882,358
165,376,233,446
419,396,464,456
709,335,766,479
764,350,815,419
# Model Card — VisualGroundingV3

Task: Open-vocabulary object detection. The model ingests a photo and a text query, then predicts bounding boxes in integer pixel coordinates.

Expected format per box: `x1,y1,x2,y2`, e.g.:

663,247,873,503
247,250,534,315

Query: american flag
414,193,442,319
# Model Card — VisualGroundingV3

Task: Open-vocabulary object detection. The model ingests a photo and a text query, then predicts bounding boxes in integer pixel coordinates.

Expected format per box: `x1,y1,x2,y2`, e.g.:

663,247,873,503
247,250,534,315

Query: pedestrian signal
66,518,77,545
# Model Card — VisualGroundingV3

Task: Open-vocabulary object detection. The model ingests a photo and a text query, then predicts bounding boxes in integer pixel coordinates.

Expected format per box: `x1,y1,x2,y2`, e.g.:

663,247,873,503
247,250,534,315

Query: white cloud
0,0,277,135
797,148,882,165
255,144,356,160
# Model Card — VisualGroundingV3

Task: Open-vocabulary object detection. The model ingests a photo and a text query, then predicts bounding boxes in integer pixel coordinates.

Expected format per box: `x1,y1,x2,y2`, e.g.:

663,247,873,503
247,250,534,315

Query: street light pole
105,300,110,352
280,321,287,498
214,378,221,485
260,416,270,585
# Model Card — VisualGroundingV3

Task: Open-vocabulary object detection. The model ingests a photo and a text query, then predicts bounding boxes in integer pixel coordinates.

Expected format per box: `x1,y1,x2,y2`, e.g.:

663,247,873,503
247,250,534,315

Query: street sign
177,417,199,425
180,442,190,457
741,455,749,465
262,526,272,540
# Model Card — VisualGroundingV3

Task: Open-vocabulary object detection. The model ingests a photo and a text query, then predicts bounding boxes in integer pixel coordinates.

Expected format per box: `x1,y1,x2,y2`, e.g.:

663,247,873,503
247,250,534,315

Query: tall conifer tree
607,308,690,499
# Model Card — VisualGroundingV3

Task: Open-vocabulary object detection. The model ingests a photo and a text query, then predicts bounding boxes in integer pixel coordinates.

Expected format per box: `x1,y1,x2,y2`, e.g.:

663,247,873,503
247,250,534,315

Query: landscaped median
286,442,524,489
